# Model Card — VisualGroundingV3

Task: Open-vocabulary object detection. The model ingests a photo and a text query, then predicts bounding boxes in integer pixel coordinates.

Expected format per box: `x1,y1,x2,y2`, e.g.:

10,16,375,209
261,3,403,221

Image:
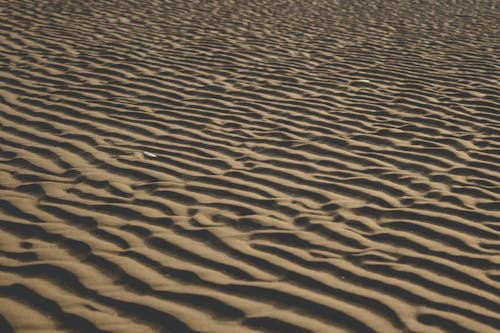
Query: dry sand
1,0,499,332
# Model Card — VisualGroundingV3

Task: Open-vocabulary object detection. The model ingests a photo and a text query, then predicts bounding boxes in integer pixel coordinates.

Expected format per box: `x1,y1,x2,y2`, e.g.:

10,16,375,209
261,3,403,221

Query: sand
0,0,499,332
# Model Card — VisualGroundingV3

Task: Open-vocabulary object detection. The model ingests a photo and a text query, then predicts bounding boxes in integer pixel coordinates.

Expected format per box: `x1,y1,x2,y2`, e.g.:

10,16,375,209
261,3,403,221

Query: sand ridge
0,0,499,332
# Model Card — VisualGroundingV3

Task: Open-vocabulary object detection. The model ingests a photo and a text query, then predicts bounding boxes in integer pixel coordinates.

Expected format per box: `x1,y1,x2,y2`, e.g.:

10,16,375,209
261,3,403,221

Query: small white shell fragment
143,151,157,158
357,79,371,83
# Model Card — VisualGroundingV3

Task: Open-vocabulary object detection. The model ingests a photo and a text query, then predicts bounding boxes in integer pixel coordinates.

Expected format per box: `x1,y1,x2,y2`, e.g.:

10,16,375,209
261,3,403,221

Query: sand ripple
1,0,499,332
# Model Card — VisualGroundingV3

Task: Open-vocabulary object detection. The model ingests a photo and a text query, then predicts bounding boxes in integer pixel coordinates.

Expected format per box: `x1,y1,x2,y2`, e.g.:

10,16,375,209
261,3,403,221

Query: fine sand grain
1,0,499,332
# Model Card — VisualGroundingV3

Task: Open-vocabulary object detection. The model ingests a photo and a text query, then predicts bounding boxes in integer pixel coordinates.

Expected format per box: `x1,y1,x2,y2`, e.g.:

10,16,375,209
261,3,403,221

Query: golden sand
0,0,499,332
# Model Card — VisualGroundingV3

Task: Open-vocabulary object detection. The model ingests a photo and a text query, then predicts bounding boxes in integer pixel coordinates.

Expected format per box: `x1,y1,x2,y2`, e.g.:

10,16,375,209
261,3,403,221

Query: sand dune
1,0,499,332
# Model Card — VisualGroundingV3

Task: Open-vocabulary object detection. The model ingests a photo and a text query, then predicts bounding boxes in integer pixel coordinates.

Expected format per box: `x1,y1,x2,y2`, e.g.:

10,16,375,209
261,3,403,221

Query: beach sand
0,0,499,332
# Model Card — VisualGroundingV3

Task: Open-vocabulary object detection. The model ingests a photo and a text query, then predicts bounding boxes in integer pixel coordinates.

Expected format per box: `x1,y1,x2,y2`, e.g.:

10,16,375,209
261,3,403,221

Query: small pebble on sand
143,151,157,158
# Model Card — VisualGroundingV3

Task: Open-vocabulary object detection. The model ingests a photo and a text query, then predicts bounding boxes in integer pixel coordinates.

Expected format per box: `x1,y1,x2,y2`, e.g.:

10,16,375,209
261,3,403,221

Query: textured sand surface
1,0,499,332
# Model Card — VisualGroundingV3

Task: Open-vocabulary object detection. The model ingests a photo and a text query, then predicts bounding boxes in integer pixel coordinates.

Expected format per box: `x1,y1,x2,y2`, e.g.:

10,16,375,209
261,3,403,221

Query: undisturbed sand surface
0,0,499,332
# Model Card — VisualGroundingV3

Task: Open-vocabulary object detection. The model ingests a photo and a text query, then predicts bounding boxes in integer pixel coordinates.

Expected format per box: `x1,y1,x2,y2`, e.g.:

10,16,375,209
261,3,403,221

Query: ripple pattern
0,1,499,332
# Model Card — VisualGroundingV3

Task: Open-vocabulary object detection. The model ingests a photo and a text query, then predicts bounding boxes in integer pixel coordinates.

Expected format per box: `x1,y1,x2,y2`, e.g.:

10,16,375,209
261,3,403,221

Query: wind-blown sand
1,0,499,332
